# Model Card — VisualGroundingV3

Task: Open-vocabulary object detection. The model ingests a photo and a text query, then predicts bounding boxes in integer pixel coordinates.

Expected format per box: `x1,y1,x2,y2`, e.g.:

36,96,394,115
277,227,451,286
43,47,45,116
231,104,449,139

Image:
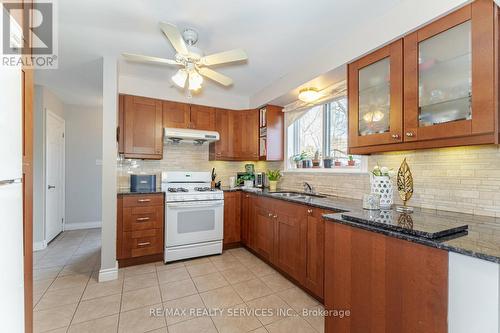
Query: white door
45,111,65,243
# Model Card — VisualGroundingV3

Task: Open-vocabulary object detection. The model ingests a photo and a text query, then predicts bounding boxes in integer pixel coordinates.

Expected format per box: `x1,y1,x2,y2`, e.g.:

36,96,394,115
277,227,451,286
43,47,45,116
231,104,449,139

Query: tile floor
33,229,325,333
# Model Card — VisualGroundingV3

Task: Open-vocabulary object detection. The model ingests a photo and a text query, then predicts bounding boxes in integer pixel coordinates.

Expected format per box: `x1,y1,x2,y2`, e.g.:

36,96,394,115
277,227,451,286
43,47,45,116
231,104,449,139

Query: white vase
370,175,394,209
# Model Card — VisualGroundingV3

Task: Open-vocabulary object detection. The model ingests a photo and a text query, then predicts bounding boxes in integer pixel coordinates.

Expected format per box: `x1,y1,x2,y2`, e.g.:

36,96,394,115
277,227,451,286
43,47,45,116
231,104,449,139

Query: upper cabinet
162,102,215,131
403,1,495,142
348,0,499,154
210,108,259,161
258,105,284,161
118,94,284,161
122,95,163,160
190,105,216,131
348,40,403,148
162,101,190,129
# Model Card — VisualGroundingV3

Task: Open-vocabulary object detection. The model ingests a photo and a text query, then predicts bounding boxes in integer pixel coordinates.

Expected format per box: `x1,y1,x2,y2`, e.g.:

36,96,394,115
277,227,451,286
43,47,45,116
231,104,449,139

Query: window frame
284,97,368,174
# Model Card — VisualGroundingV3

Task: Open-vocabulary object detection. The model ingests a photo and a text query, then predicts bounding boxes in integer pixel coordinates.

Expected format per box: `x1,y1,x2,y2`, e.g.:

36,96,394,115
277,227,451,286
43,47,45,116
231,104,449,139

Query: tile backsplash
117,142,282,189
281,145,500,217
118,143,500,217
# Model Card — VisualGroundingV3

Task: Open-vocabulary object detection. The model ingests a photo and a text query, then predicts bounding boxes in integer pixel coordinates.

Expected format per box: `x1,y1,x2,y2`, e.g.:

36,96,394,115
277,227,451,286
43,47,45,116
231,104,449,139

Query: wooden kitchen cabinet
348,39,403,148
162,100,190,129
324,222,448,333
210,108,259,161
253,197,275,261
223,191,241,247
403,0,496,142
348,0,499,154
117,193,164,267
304,208,334,299
258,105,284,161
190,105,216,130
240,192,253,246
122,95,163,159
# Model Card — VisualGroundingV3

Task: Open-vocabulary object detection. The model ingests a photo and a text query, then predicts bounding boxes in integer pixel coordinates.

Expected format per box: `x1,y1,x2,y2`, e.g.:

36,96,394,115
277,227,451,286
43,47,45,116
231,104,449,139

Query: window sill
283,167,368,175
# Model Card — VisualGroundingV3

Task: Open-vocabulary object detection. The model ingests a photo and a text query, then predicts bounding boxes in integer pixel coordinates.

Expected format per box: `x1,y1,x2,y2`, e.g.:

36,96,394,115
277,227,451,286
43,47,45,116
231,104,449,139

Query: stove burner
194,187,214,192
168,187,189,193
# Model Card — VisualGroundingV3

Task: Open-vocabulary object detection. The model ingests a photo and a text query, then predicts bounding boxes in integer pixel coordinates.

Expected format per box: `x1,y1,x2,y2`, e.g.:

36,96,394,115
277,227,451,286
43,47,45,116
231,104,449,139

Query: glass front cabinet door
403,1,496,142
348,39,403,148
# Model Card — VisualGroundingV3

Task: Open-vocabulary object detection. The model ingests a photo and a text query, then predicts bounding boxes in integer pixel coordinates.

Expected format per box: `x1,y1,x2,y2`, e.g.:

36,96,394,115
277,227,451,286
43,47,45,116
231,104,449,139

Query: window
286,96,366,172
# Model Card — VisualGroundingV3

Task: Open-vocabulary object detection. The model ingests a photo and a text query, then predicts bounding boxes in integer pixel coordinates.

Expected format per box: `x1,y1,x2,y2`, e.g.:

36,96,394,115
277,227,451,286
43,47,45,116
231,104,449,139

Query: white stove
161,172,224,262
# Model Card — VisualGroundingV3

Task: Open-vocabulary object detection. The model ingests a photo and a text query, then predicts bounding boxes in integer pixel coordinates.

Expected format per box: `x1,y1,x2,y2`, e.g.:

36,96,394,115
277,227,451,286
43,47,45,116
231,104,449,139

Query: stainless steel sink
270,192,326,199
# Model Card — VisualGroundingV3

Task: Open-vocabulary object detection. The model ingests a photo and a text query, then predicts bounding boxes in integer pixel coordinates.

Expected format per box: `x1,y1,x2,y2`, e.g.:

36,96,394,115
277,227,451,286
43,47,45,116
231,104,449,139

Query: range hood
164,127,220,144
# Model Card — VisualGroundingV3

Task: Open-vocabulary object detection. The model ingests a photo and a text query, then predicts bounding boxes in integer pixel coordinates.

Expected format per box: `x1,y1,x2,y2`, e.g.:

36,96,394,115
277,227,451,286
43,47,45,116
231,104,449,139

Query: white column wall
99,56,118,281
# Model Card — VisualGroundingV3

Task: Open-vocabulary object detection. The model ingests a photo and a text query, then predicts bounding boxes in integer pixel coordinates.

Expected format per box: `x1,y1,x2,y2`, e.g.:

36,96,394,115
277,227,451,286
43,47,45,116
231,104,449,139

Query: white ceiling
35,0,471,108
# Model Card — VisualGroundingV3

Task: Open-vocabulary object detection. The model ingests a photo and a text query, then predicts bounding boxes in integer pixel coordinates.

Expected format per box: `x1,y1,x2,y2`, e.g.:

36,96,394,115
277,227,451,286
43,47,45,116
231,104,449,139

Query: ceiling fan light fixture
172,69,188,88
188,71,203,91
299,87,321,103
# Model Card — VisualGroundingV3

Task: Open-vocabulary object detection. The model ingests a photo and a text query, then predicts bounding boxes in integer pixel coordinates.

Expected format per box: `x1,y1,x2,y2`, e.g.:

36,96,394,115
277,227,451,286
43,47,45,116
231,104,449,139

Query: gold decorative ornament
396,158,414,212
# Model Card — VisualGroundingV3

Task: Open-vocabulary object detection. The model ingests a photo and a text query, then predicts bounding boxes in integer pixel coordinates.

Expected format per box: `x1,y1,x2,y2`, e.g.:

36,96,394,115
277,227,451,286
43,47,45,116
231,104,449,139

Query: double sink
270,191,327,200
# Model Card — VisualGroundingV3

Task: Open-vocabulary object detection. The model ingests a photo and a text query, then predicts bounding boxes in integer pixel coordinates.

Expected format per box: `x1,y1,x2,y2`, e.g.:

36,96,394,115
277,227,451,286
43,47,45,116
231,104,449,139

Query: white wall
33,85,65,249
64,104,102,228
99,57,118,281
250,0,470,107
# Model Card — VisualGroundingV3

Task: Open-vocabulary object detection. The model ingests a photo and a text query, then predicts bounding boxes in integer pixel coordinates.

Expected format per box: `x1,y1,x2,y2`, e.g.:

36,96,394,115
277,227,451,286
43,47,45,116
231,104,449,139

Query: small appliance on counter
254,172,266,188
130,174,156,193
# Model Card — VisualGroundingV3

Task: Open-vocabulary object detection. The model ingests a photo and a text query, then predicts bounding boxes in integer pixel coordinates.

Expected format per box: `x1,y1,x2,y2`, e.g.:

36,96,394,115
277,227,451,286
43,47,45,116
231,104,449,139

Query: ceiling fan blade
159,22,188,55
122,53,179,66
198,67,233,86
201,49,248,66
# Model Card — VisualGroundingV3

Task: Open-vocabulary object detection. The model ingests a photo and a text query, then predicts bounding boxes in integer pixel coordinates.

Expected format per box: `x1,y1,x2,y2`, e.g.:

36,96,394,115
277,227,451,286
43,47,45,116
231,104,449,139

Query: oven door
165,200,224,247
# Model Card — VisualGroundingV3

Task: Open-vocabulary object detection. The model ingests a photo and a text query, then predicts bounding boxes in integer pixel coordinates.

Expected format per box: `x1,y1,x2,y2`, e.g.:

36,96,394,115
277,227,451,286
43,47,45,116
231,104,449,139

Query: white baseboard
98,261,118,282
64,221,102,231
33,241,47,252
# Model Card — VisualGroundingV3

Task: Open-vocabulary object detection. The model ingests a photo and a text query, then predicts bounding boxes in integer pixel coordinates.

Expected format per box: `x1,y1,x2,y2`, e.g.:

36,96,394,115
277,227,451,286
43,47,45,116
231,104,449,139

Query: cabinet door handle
405,132,415,137
273,214,277,219
268,213,273,217
307,209,313,214
137,242,151,247
137,199,151,203
391,134,400,139
136,217,150,222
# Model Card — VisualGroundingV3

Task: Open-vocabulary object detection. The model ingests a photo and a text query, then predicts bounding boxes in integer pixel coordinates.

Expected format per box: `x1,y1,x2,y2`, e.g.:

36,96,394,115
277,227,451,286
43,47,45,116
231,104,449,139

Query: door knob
48,185,56,189
405,132,415,137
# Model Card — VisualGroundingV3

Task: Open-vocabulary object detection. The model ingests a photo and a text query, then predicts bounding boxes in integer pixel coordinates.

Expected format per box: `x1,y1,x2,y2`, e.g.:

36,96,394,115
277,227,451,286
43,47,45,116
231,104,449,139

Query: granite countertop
117,188,165,195
223,186,500,263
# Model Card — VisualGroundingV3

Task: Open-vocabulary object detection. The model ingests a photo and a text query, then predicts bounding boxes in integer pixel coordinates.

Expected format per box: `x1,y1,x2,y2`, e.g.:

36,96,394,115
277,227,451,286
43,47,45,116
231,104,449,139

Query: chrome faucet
303,182,313,194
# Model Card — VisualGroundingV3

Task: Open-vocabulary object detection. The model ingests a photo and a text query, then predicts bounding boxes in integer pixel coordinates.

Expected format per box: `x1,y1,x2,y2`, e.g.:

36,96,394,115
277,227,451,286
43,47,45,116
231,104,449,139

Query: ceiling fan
122,22,248,93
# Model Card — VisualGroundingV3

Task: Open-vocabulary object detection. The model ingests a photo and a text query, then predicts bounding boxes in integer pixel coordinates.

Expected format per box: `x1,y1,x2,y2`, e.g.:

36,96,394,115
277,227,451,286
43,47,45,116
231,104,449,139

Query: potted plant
266,169,282,192
347,155,356,166
312,150,321,168
370,165,396,209
239,173,255,188
323,156,333,168
334,159,342,167
301,151,313,168
292,153,306,169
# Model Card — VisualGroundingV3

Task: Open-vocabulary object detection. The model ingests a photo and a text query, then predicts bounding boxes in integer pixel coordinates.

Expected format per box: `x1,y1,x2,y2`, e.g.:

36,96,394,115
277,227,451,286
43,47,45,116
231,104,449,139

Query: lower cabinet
117,193,165,267
241,194,334,298
223,191,241,246
324,222,448,333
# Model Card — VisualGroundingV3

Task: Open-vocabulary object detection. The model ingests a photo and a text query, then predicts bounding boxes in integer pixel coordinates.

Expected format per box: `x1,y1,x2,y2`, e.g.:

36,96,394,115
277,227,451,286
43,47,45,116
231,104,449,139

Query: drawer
123,206,163,231
123,229,163,258
123,194,164,207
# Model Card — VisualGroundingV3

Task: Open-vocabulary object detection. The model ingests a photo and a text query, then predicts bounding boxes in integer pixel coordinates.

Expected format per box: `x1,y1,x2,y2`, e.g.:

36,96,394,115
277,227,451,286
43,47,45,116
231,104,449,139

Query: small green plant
237,173,254,185
371,164,396,177
348,155,354,161
266,169,282,181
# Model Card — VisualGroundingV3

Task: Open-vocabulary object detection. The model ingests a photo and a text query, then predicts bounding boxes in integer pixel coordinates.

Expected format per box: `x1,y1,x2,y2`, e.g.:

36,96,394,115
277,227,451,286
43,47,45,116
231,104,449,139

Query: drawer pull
268,213,273,217
137,242,151,247
136,217,150,222
307,209,313,214
137,199,151,203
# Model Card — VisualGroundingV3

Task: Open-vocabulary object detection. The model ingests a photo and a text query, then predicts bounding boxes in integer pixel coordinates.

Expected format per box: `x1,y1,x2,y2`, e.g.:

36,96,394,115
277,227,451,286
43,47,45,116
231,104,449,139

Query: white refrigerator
0,64,25,330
